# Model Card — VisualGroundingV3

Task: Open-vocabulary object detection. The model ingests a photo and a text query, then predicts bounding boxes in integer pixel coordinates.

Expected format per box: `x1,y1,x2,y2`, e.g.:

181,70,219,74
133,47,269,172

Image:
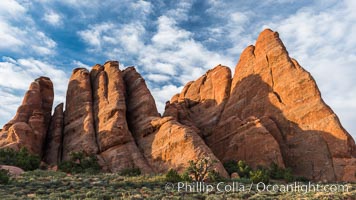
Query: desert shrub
0,169,10,184
119,168,141,177
186,157,217,181
223,160,238,175
207,170,225,182
0,147,40,171
58,151,100,174
268,162,294,182
237,160,251,178
295,176,309,182
250,169,269,184
282,168,294,182
165,169,182,182
181,171,192,182
269,162,284,179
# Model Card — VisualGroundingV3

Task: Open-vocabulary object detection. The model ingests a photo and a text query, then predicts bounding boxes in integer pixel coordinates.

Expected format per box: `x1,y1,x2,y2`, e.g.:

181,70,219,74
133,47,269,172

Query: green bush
58,151,101,174
186,157,217,181
223,160,238,175
207,170,225,182
269,162,284,179
250,169,269,184
165,169,182,183
118,168,141,177
282,168,294,182
0,147,40,171
181,171,192,182
268,162,294,182
0,169,10,184
237,160,251,178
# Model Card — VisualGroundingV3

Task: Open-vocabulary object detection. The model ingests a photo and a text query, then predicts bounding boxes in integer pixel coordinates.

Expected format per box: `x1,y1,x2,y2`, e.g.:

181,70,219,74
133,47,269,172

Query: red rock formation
0,29,355,182
123,67,228,176
62,68,98,160
90,61,152,173
122,67,160,138
164,65,231,137
0,77,53,156
44,103,64,165
165,29,356,181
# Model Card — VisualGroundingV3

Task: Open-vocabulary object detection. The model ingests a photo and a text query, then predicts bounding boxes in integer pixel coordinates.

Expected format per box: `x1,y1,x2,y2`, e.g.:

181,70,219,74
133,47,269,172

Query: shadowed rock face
1,29,355,181
44,103,64,165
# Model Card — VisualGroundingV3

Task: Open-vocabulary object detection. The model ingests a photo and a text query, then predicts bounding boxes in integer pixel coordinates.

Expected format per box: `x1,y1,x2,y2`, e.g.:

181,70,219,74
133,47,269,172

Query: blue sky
0,0,356,138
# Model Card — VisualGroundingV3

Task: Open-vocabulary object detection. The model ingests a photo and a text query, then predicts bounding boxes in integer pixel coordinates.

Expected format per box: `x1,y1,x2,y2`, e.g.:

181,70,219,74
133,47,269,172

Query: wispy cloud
0,0,56,56
78,12,235,113
43,10,62,26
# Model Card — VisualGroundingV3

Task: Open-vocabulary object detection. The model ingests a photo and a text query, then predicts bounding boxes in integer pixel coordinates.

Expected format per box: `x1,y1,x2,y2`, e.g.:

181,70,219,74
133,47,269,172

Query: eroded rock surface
164,29,356,181
90,61,152,173
0,77,53,156
62,68,98,160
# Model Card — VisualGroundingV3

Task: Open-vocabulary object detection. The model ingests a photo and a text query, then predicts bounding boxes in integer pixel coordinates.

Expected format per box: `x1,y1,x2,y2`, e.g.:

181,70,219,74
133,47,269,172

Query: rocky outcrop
62,68,98,160
0,77,53,156
90,61,152,173
122,67,160,138
164,29,356,181
0,29,355,182
164,65,231,138
122,67,228,176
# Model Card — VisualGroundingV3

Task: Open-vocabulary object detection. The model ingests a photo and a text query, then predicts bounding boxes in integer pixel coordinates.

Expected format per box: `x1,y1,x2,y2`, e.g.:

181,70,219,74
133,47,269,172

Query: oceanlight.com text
165,182,351,194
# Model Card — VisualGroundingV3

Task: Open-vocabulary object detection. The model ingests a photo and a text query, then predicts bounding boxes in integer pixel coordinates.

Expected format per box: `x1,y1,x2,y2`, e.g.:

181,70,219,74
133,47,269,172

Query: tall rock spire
0,77,54,156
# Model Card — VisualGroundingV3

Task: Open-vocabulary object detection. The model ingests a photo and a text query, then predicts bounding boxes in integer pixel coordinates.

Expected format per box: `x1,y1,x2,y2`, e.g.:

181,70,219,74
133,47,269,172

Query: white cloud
151,16,192,47
131,0,152,15
138,15,234,83
117,23,145,53
0,21,25,49
0,0,56,55
165,0,193,22
150,85,184,113
78,23,115,50
0,0,26,20
146,74,171,83
77,6,236,114
43,10,62,26
72,60,91,70
0,88,23,127
230,12,249,24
